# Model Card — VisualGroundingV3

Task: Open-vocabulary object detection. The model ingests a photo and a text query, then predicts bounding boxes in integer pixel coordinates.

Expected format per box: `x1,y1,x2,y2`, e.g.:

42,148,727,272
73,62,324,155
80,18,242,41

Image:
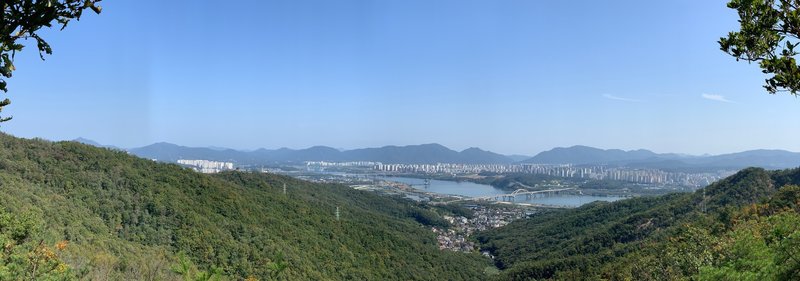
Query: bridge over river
441,187,580,208
474,187,578,201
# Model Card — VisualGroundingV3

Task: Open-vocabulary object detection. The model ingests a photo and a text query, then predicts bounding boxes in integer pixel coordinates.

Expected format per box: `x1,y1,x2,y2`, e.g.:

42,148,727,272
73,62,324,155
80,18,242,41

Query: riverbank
379,172,691,197
376,175,629,207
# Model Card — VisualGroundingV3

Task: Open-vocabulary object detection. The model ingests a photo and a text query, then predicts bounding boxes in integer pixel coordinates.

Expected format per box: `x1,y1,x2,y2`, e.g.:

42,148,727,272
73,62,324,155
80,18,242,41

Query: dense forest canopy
477,167,800,280
2,132,799,280
0,133,492,280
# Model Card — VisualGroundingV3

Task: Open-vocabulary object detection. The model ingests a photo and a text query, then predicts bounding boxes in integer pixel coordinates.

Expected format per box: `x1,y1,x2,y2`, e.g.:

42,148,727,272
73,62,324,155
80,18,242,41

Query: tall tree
0,0,102,123
720,0,800,95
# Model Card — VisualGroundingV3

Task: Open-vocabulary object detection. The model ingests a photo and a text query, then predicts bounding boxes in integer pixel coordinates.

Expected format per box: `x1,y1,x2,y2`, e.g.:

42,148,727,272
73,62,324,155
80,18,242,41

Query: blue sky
2,0,799,155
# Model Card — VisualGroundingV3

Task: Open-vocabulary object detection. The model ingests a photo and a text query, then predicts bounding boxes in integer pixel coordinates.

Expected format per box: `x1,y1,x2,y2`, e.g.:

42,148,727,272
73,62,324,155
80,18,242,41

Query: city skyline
71,136,800,160
1,0,799,155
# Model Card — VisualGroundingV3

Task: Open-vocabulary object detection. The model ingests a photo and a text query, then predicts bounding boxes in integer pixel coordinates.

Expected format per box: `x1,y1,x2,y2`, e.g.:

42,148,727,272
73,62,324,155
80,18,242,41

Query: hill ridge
523,145,800,169
476,166,800,279
0,133,490,280
127,141,514,164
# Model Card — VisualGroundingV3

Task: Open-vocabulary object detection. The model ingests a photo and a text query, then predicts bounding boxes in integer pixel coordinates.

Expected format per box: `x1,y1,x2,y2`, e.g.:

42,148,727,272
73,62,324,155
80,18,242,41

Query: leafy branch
0,0,102,122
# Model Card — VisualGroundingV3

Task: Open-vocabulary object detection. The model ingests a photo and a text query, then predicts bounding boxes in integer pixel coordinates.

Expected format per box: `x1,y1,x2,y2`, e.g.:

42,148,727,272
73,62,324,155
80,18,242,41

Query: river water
379,176,624,207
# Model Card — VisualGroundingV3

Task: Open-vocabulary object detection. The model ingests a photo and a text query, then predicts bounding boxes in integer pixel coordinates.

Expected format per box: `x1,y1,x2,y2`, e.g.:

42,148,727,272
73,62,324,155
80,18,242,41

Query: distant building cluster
305,161,381,172
374,163,525,174
522,164,734,187
177,159,234,173
305,161,380,167
372,163,735,187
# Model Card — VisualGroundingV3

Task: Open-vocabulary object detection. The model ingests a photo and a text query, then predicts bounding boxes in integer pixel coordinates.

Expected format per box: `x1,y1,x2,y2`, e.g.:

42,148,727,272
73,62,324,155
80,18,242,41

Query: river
379,176,624,207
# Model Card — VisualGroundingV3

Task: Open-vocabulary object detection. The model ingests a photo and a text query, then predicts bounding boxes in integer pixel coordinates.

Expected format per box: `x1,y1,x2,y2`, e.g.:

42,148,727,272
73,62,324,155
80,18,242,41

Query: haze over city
2,0,798,155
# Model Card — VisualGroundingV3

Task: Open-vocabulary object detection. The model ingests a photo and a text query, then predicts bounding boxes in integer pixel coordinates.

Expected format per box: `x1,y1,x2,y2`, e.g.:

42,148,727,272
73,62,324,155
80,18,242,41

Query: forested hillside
0,133,491,280
4,131,798,281
477,167,800,280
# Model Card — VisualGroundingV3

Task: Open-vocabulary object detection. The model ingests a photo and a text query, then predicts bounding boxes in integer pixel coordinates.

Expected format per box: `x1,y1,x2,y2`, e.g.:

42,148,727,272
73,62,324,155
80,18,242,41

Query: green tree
172,253,225,281
0,210,75,280
698,211,800,281
0,0,102,122
719,0,800,95
265,252,288,280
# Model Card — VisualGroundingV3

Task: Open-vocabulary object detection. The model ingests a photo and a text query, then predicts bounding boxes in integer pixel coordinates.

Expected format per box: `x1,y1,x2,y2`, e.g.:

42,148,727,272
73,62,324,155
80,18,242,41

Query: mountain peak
73,137,101,146
525,145,657,165
306,145,339,151
702,167,778,211
407,143,450,150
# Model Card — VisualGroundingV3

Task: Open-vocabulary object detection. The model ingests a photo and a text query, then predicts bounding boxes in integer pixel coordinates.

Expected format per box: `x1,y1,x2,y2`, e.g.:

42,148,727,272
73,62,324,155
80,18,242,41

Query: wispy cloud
701,93,735,103
602,94,641,102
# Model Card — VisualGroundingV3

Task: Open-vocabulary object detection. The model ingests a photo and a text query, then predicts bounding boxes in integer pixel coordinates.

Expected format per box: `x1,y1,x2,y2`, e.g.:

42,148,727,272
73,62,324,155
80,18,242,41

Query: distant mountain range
73,138,800,169
81,139,516,165
73,137,122,150
524,145,800,170
524,145,663,164
506,154,533,162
